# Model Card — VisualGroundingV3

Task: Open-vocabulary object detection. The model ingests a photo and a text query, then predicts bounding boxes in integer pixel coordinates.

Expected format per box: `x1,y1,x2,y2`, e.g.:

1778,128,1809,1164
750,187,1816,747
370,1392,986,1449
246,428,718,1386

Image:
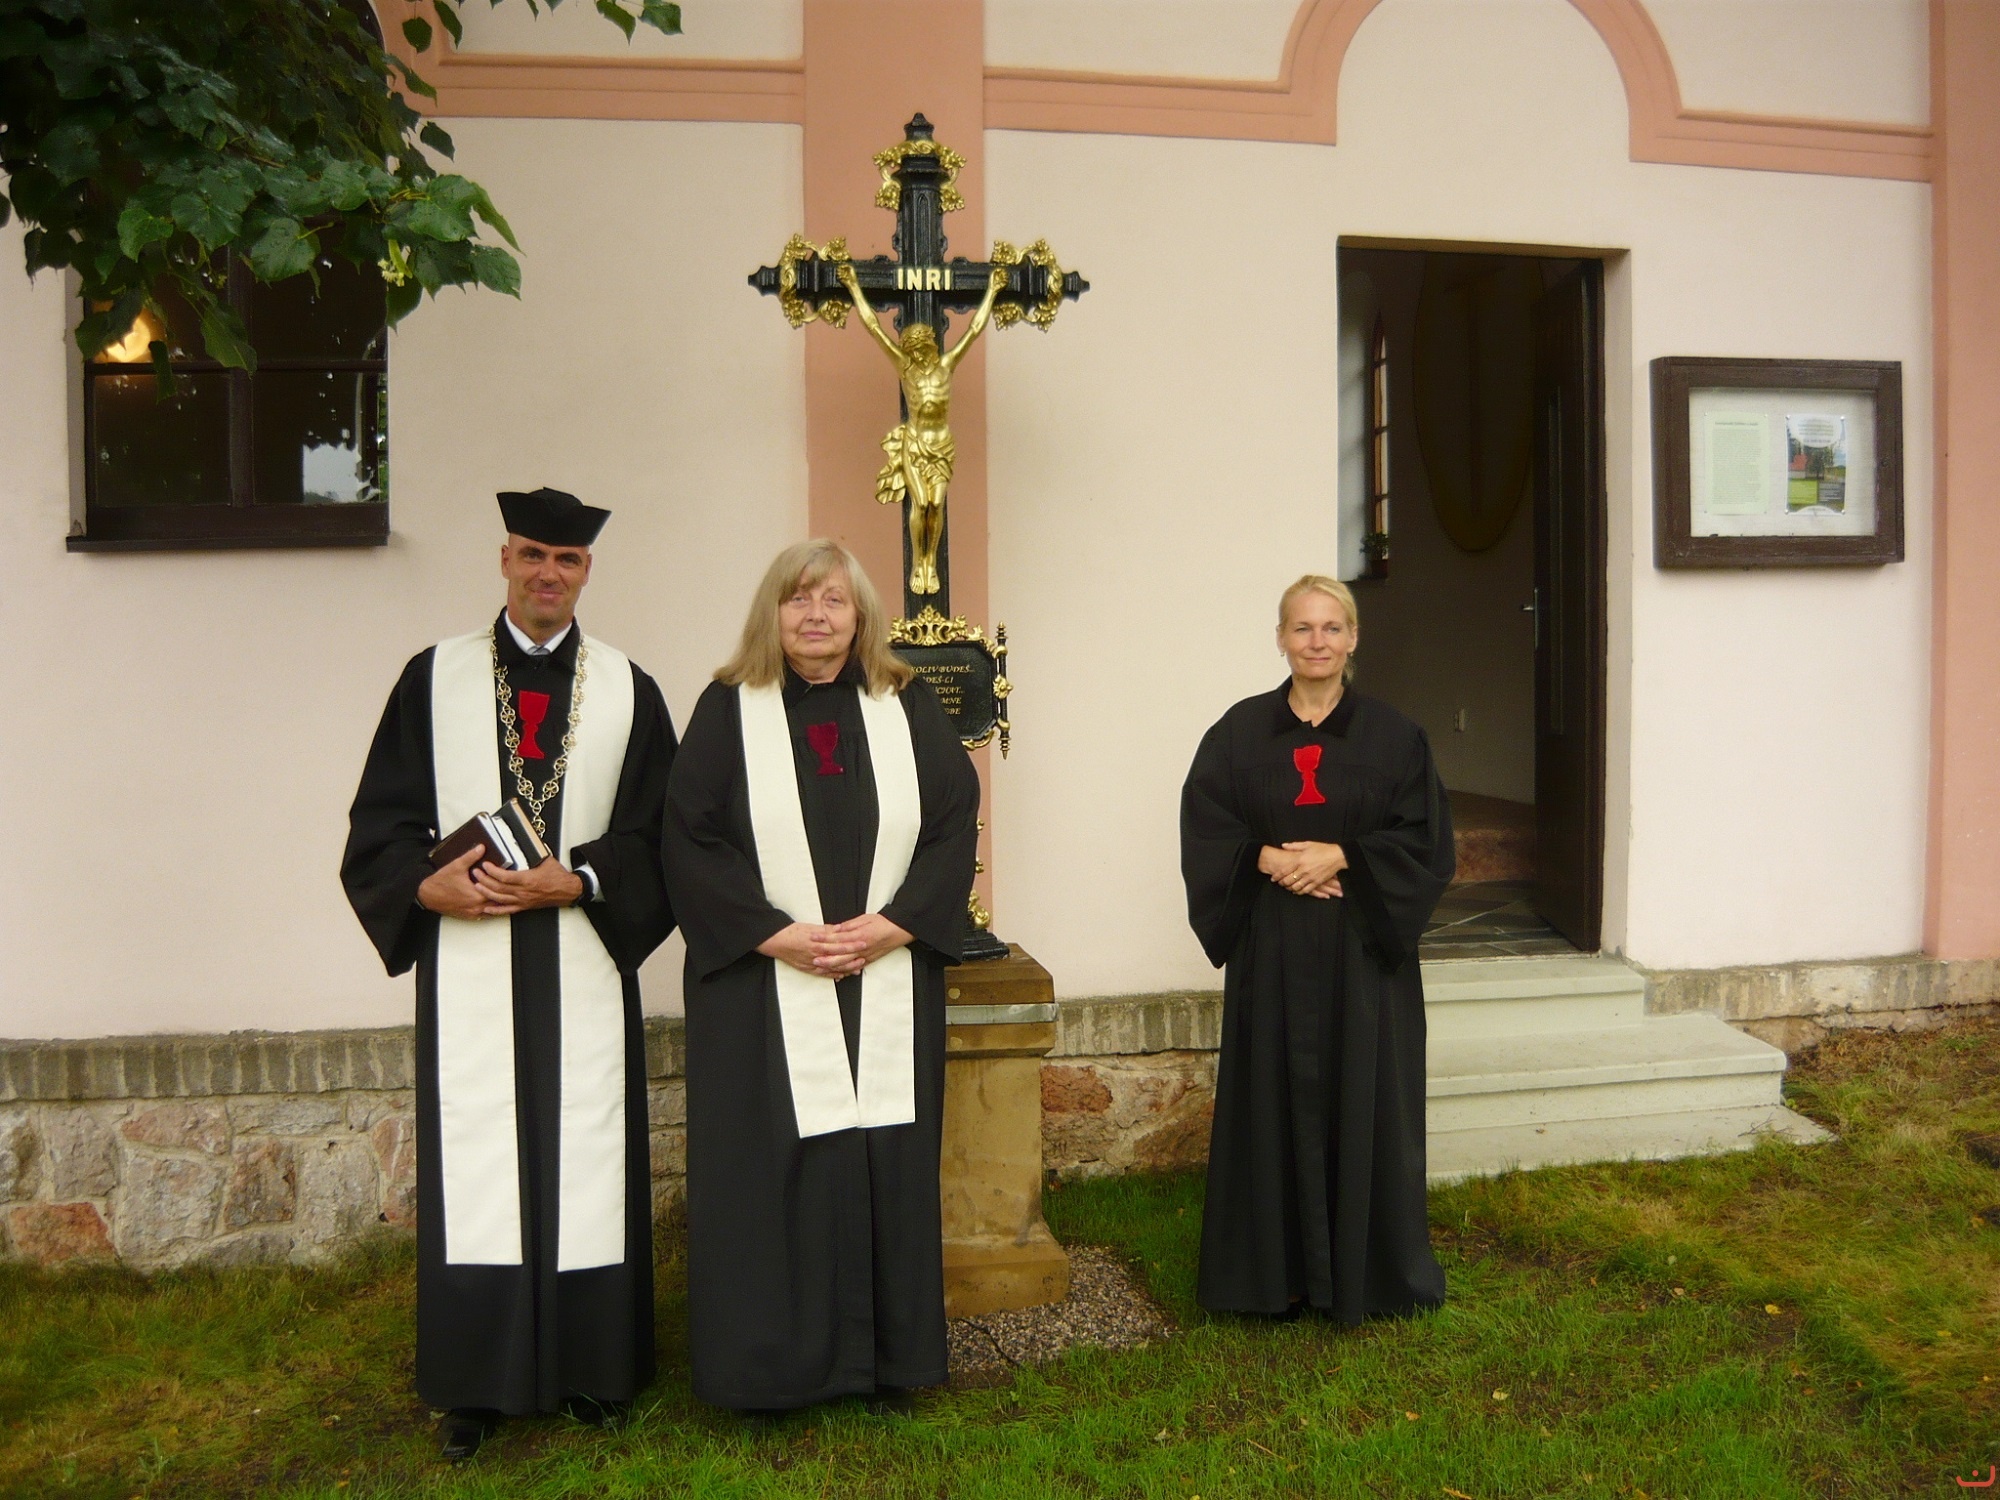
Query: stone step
1422,954,1646,1037
1427,1102,1831,1182
1425,1012,1786,1134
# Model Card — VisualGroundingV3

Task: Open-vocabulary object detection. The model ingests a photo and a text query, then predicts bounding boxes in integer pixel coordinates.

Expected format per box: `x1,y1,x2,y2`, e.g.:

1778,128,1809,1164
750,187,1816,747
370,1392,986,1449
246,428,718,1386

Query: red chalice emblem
806,721,844,776
1293,744,1327,806
515,689,550,760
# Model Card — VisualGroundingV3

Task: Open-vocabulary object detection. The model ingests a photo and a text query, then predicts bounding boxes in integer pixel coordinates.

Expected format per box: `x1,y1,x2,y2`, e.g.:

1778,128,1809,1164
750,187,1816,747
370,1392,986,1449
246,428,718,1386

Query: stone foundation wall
4,953,1991,1269
1641,955,2000,1053
0,1023,687,1271
1041,993,1222,1179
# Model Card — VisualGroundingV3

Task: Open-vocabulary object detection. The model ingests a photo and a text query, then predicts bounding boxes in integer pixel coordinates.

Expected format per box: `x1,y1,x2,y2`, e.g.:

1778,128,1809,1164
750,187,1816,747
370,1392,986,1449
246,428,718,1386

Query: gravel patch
947,1245,1176,1385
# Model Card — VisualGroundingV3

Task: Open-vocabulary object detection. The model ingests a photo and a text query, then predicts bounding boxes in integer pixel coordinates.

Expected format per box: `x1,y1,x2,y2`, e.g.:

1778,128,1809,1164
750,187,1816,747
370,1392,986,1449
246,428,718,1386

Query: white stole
430,629,635,1270
738,680,922,1138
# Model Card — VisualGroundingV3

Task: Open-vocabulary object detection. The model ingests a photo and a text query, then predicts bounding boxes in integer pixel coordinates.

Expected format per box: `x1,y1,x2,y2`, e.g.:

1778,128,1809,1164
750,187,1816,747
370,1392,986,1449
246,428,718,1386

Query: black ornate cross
748,112,1089,618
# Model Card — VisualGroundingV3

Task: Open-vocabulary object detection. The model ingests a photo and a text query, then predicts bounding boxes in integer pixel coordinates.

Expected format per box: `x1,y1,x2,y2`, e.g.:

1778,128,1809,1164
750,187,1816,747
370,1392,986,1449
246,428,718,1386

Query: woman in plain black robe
1181,575,1454,1324
663,540,979,1410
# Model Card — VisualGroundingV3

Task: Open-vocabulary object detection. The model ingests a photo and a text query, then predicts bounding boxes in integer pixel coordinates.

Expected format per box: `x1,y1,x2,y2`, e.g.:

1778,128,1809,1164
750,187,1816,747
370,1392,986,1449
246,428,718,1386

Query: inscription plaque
888,608,1009,757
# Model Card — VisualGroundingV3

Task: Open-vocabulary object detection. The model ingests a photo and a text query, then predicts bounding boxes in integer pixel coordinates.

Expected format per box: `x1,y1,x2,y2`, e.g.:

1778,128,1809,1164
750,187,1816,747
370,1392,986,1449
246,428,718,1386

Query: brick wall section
3,955,1990,1268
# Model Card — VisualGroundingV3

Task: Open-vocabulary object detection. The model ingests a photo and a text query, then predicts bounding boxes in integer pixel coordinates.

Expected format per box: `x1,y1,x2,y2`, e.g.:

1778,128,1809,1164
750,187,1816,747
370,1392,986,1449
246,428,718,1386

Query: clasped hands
1258,841,1347,900
418,844,584,920
759,914,912,979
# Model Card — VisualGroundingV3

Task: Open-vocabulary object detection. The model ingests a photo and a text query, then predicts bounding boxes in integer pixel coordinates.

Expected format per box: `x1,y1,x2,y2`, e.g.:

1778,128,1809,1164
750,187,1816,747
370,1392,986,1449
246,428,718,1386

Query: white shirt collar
502,613,574,657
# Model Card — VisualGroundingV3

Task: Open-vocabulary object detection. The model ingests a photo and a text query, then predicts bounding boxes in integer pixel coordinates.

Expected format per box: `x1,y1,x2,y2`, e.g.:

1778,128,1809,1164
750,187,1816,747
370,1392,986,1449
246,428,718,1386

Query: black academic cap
497,487,610,546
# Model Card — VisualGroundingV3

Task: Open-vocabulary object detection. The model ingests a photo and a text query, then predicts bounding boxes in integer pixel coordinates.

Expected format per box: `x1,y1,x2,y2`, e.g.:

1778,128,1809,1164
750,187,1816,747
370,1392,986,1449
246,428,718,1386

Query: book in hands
428,798,556,873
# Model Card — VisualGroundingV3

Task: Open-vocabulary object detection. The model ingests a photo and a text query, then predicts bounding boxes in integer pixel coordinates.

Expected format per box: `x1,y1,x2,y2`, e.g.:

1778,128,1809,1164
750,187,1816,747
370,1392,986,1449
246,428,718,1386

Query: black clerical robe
1181,685,1453,1323
663,663,979,1410
341,613,677,1414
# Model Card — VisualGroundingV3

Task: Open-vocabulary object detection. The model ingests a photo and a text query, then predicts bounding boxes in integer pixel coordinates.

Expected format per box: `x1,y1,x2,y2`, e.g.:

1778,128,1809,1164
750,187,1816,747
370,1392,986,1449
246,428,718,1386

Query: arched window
73,255,389,550
1363,313,1391,579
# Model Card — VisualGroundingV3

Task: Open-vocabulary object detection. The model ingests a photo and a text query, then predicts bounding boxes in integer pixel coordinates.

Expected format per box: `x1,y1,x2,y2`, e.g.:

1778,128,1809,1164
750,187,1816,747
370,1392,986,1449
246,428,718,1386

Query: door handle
1522,589,1541,649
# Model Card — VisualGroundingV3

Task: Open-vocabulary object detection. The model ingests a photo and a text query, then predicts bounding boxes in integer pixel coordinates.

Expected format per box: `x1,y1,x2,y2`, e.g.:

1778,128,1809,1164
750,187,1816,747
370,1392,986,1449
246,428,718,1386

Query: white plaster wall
1647,0,1930,126
987,0,1299,78
0,119,805,1039
984,134,1341,998
453,0,801,60
986,0,1931,991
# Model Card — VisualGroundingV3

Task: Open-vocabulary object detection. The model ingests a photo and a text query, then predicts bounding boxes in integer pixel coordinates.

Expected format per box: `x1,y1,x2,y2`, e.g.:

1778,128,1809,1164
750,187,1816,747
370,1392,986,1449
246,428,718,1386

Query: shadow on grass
1,1018,1994,1498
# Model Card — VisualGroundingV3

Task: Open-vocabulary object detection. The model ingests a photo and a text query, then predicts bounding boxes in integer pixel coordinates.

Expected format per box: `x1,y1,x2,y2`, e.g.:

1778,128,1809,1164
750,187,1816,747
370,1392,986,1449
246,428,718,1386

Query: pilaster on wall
800,2,995,911
1925,0,2000,959
801,1,987,635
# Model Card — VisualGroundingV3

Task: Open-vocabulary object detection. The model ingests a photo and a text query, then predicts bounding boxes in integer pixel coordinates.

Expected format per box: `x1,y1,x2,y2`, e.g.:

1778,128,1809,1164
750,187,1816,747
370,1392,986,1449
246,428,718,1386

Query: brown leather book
427,799,552,873
429,815,488,871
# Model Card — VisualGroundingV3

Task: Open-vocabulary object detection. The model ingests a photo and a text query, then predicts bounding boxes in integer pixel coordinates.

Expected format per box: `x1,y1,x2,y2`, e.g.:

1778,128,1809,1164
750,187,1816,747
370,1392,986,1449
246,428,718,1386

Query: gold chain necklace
490,626,590,841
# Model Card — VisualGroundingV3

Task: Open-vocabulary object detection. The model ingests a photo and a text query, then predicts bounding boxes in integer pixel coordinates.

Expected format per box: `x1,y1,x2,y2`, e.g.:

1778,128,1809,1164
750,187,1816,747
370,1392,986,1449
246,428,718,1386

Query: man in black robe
662,547,978,1411
1181,681,1454,1325
341,488,677,1457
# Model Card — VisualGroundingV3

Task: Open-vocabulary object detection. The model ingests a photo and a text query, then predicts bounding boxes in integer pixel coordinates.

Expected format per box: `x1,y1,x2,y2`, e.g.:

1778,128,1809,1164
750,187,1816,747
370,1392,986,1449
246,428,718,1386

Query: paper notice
1786,413,1848,512
1704,413,1769,516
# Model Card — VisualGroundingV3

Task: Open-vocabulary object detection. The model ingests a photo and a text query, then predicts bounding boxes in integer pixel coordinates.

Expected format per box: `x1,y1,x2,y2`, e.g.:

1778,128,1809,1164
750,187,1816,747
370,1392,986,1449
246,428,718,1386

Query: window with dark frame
70,252,389,552
1363,313,1391,580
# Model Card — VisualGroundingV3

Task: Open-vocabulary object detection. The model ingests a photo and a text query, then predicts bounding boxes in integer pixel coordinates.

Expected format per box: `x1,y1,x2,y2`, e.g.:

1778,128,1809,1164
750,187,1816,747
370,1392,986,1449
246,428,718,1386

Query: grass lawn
1,1018,1995,1499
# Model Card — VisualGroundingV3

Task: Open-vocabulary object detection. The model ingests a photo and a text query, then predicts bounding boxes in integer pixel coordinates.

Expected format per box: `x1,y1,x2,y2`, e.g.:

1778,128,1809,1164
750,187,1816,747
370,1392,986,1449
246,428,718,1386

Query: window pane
87,281,210,366
89,373,231,506
252,370,387,505
250,253,387,361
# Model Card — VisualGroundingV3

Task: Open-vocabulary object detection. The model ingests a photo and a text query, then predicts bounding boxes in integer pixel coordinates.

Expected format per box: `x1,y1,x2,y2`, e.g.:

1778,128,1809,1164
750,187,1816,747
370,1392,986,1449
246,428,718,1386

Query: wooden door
1530,262,1607,950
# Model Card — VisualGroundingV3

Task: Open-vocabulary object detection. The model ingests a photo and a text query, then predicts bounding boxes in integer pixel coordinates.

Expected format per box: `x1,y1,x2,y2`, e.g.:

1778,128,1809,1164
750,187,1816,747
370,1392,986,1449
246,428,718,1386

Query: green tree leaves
247,216,316,281
114,201,173,261
470,245,521,296
0,0,680,370
196,299,253,369
594,0,636,41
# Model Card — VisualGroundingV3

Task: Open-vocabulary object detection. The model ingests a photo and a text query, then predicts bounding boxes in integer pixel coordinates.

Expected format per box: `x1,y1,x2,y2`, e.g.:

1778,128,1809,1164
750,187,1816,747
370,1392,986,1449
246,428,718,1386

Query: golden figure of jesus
837,260,1009,596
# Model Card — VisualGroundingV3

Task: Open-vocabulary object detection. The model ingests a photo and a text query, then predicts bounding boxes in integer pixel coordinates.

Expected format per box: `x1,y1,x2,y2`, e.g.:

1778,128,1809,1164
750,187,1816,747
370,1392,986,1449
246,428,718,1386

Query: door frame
1531,256,1610,952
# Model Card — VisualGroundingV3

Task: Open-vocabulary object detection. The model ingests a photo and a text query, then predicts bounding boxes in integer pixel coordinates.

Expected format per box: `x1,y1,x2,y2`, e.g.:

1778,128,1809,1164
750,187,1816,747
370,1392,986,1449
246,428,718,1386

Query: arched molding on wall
374,0,1931,181
1566,0,1930,180
983,0,1364,145
985,0,1933,182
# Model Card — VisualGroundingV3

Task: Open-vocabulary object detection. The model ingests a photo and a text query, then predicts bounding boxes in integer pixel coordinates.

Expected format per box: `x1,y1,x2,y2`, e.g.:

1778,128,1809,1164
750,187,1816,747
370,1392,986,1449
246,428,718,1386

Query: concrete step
1427,1103,1831,1182
1412,953,1832,1179
1425,1012,1785,1132
1422,954,1646,1038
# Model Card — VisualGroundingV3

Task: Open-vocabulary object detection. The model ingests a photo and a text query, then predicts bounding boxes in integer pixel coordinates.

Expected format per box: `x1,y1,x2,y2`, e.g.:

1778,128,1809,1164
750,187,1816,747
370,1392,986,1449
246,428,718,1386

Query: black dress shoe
864,1386,916,1416
561,1395,631,1431
439,1409,501,1461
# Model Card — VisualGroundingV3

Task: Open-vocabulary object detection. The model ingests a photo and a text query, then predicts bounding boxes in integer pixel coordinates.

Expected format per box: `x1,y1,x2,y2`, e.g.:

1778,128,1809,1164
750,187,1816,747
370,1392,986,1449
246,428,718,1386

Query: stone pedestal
939,945,1069,1317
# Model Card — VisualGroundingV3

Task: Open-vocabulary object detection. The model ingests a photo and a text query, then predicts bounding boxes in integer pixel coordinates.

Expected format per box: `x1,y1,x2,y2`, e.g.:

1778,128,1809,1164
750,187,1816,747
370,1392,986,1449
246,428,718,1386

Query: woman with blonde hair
663,539,979,1411
1180,574,1454,1324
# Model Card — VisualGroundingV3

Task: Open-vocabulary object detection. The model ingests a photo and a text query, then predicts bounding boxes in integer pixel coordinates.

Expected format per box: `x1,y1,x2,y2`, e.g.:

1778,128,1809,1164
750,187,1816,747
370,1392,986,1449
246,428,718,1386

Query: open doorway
1337,245,1607,956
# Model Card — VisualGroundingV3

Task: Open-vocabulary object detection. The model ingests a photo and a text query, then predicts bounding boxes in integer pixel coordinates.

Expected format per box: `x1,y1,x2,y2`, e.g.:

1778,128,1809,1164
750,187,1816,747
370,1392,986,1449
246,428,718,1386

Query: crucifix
749,112,1089,619
750,113,1087,960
